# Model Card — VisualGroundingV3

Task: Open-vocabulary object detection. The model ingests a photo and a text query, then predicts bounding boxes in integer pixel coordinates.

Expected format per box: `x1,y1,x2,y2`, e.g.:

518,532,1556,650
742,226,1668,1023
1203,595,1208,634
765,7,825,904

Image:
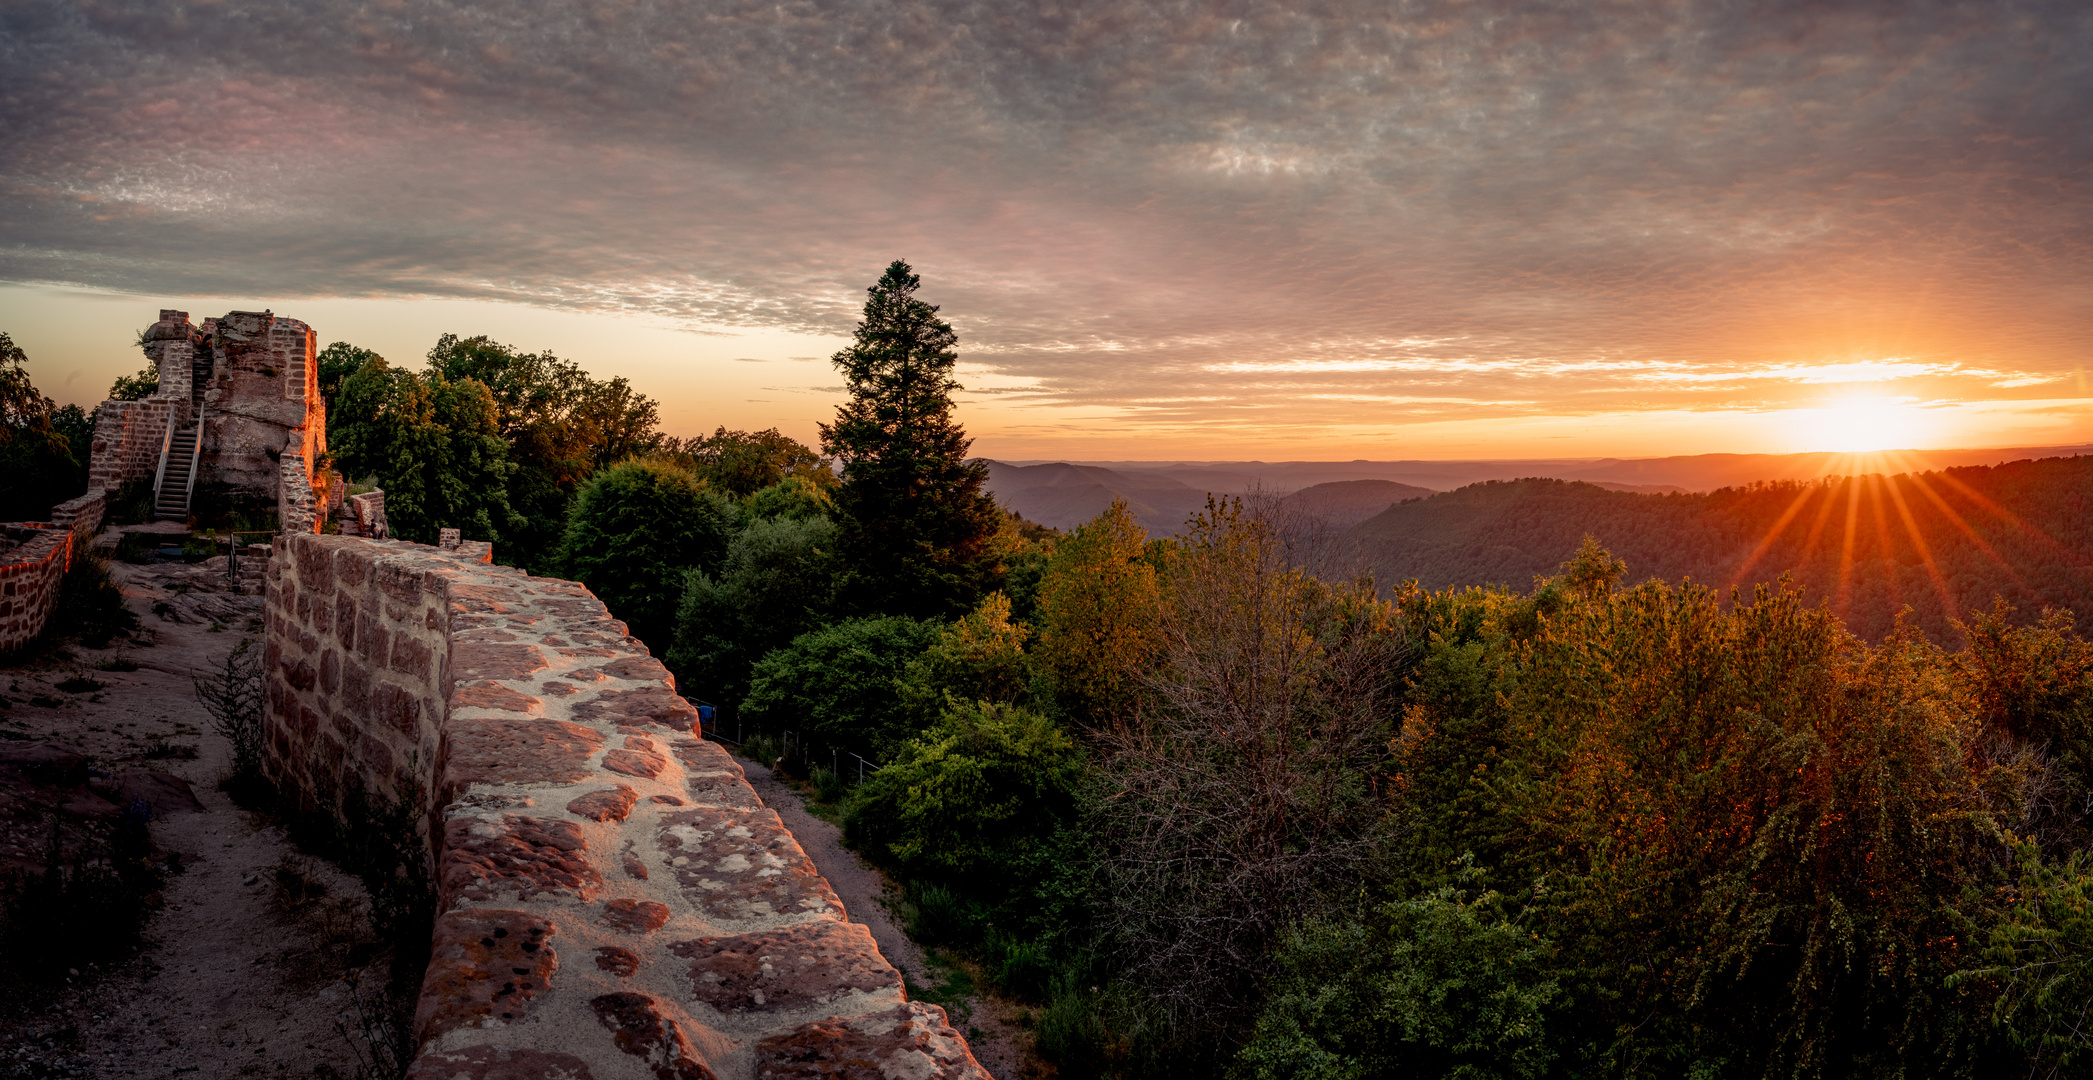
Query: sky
3,0,2089,460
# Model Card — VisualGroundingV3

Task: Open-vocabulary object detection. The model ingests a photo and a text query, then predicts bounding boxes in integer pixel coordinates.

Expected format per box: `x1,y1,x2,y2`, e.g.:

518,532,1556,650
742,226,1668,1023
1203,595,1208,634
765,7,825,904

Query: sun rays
1721,450,2073,627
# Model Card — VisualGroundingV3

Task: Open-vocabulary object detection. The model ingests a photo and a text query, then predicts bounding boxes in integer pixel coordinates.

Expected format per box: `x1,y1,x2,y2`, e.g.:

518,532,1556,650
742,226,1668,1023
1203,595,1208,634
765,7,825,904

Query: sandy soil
738,759,1043,1080
1,552,385,1080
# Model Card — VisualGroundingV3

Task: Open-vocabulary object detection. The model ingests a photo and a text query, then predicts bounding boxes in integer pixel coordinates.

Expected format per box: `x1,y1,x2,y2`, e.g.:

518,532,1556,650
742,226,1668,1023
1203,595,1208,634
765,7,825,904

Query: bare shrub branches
1090,495,1411,1030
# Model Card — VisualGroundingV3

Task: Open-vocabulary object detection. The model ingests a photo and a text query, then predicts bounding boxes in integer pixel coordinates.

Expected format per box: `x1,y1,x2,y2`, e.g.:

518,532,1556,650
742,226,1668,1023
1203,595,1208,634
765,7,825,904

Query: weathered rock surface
754,1003,992,1080
263,532,985,1079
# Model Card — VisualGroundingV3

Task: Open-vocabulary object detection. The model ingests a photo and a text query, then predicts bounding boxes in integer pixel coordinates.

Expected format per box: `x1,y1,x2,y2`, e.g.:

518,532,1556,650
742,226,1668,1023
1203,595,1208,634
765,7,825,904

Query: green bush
740,615,939,759
559,458,737,655
843,700,1085,889
1234,880,1566,1080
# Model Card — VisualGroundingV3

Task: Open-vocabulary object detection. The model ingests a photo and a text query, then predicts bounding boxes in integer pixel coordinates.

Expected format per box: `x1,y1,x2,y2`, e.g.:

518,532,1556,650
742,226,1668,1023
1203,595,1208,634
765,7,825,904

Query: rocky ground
0,551,386,1080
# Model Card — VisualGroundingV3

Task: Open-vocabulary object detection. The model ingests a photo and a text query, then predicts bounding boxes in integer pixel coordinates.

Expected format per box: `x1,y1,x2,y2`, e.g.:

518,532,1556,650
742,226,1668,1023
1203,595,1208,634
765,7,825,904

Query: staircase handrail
180,408,205,511
149,405,177,505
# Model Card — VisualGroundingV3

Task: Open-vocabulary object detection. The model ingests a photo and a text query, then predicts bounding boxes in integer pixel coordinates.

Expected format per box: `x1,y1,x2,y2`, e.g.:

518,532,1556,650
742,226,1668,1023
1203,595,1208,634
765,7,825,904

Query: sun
1791,396,1933,453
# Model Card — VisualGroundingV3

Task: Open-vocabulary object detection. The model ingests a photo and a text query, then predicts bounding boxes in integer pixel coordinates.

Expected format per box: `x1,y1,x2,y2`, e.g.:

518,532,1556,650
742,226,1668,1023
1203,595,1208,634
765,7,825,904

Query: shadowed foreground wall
265,533,988,1080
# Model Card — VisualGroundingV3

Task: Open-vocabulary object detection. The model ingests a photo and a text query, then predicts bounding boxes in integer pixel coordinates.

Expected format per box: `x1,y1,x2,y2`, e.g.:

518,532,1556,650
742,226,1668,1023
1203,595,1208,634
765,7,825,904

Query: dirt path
1,554,378,1080
737,758,1037,1080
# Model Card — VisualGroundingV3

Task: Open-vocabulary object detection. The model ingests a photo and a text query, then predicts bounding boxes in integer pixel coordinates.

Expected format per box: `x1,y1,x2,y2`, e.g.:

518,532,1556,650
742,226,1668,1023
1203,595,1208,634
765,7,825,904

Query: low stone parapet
264,533,988,1080
0,523,73,653
51,491,108,546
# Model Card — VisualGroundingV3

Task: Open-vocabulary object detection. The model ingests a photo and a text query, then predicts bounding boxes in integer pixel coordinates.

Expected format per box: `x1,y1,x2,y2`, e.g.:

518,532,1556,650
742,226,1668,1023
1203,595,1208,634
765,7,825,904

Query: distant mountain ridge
1338,454,2093,643
981,444,2093,537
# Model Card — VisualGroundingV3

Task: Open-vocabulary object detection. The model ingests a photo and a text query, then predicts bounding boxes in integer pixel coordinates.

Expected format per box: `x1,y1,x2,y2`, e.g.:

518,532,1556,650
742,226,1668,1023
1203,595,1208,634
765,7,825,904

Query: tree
820,261,1003,620
558,458,737,656
1236,880,1567,1080
107,365,158,401
668,513,840,715
329,357,524,547
895,591,1033,729
425,333,665,571
1092,496,1408,1036
1033,499,1164,724
673,426,837,499
739,615,941,759
316,342,381,421
0,331,87,518
742,476,835,522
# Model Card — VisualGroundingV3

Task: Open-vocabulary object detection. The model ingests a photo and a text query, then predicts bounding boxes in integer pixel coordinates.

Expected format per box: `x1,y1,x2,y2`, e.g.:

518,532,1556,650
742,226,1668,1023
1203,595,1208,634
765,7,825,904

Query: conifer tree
821,261,1002,618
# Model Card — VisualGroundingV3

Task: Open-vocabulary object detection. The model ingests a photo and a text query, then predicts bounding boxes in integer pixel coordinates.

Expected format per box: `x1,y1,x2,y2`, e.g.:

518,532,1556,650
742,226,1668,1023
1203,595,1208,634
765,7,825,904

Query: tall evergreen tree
821,261,1003,619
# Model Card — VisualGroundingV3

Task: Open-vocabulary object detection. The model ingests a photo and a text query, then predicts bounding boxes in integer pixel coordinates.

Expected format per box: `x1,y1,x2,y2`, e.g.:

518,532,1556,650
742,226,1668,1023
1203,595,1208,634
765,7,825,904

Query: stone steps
153,426,201,520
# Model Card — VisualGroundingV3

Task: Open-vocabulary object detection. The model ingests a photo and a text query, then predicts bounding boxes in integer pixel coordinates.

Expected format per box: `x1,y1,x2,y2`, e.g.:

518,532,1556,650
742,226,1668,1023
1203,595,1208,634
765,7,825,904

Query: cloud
1,0,2088,434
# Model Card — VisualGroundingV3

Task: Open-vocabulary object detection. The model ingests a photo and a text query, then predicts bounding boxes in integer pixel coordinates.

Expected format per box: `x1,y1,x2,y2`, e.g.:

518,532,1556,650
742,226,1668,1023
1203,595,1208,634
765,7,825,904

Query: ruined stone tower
88,309,327,525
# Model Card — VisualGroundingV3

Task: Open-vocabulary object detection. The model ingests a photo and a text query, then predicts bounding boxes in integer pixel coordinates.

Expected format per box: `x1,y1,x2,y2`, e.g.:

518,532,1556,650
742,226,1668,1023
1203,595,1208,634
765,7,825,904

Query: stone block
602,897,672,934
416,909,561,1043
589,992,717,1080
440,814,603,910
595,946,641,978
603,736,669,780
574,687,698,732
444,717,603,789
671,920,899,1015
452,681,541,714
655,807,841,923
566,786,639,823
450,641,547,683
753,1002,990,1080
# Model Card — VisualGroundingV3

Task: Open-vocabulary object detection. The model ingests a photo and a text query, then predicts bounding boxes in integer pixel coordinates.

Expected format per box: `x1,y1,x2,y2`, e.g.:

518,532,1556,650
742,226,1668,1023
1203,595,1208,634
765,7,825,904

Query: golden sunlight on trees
1033,498,1163,723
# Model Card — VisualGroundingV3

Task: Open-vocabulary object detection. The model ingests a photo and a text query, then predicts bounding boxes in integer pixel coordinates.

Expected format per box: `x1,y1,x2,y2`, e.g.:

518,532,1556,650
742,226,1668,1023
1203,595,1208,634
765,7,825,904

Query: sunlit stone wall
264,532,988,1080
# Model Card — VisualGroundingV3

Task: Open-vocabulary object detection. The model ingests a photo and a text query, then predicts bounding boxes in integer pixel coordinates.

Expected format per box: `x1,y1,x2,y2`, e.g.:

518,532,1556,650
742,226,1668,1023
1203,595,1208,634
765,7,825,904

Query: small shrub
45,554,138,648
270,854,332,911
195,637,265,799
904,882,990,947
95,654,139,672
989,935,1055,1001
1034,972,1112,1075
142,739,198,760
56,673,104,693
812,764,847,804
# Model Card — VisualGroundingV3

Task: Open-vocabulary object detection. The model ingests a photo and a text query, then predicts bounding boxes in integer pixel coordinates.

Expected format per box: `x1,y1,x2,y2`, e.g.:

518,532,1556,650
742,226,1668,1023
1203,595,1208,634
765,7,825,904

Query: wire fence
683,697,882,783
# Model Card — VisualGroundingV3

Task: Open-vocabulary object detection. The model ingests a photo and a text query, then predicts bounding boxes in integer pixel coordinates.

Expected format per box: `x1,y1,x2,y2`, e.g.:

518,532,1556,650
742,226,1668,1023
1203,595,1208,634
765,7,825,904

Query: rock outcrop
264,532,989,1080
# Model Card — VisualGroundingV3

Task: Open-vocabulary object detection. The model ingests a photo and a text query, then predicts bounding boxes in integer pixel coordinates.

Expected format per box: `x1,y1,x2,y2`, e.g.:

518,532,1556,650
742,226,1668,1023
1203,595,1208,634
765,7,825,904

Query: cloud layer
4,0,2089,441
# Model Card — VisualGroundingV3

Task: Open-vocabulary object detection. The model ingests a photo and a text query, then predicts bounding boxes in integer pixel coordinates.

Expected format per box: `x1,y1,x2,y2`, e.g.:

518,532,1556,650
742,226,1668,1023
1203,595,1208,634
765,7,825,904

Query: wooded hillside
1344,454,2093,642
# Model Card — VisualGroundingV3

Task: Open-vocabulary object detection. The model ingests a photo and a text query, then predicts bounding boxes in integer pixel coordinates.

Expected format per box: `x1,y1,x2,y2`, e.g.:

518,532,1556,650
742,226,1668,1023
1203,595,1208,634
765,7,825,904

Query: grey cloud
2,0,2089,424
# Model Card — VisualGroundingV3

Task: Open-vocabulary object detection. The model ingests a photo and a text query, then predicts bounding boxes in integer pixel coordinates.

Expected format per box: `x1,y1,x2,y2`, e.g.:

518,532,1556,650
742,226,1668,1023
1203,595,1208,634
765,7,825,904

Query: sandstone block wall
264,533,988,1080
0,524,73,653
204,310,325,497
51,491,108,547
86,398,174,493
278,454,321,536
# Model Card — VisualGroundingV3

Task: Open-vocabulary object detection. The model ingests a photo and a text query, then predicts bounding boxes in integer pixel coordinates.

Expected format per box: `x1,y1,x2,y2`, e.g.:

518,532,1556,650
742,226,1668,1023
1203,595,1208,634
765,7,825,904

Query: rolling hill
1341,454,2093,643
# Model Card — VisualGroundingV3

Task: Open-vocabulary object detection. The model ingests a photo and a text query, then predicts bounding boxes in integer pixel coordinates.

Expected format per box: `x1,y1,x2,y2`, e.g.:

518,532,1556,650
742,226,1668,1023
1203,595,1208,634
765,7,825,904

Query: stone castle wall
0,525,73,653
85,398,175,493
264,532,988,1080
